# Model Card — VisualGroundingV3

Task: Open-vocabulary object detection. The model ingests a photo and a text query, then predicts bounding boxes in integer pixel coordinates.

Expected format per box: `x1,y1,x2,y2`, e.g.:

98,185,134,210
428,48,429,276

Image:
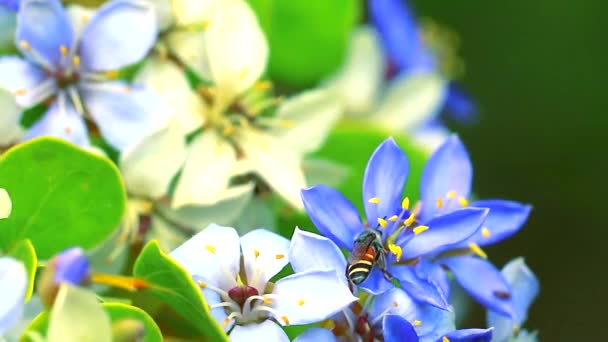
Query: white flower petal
372,72,447,130
172,131,237,208
120,119,187,198
166,30,211,81
240,229,289,292
169,224,240,290
288,228,347,280
273,89,342,155
0,257,26,336
134,56,205,133
148,0,173,30
171,0,223,26
0,84,25,146
273,270,357,325
65,4,96,38
0,188,11,220
230,320,288,342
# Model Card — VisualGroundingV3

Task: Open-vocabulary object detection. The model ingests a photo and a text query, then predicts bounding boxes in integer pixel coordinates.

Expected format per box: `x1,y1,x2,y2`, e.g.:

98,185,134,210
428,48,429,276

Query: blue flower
0,257,27,335
417,135,532,317
0,0,166,150
0,0,19,11
290,228,493,342
53,247,90,285
487,258,539,342
301,137,488,308
368,0,476,121
169,224,357,341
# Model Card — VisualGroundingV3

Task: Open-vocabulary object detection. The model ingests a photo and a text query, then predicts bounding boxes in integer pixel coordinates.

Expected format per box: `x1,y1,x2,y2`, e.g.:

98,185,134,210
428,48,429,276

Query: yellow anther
442,337,451,342
14,89,27,96
436,197,444,209
223,318,231,327
263,297,272,304
105,70,120,79
239,69,248,80
404,213,416,226
72,55,80,67
254,249,260,258
281,316,290,325
482,227,491,238
388,244,402,262
388,215,398,222
414,319,422,326
392,301,399,307
64,126,72,134
469,242,488,259
19,40,30,50
368,197,380,204
275,254,285,260
278,119,294,128
378,218,388,228
458,197,469,207
297,299,305,306
197,280,207,288
222,124,235,136
81,15,90,23
401,197,410,210
59,45,68,56
320,320,335,330
413,225,429,235
204,245,216,254
201,20,210,29
254,80,272,91
124,86,133,93
446,191,457,199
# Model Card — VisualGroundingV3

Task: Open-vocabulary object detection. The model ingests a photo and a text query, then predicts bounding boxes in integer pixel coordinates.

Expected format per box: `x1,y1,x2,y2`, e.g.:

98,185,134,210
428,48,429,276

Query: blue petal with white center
230,320,289,342
383,314,419,342
399,208,489,260
420,135,473,220
23,92,89,147
294,327,338,342
16,0,73,68
437,328,493,342
441,256,513,317
53,247,89,285
78,0,157,72
467,200,532,246
288,228,347,279
301,185,364,250
363,137,409,223
0,257,27,335
389,265,449,310
0,56,53,107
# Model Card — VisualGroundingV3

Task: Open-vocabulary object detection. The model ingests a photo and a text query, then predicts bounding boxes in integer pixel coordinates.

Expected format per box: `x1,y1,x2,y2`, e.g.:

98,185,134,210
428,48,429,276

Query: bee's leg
376,251,394,281
380,268,395,281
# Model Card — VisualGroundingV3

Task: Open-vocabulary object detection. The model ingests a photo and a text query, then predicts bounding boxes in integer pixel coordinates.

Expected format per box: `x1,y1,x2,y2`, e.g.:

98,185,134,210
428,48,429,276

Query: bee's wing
347,242,370,264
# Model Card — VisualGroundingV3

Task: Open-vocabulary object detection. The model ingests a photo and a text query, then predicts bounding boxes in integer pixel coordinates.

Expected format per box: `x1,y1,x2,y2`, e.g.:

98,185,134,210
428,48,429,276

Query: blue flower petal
420,135,473,220
437,328,493,342
383,314,419,342
301,185,364,250
362,137,409,223
289,228,347,280
358,267,394,295
417,259,450,301
444,83,477,123
441,256,513,317
467,200,531,246
78,0,156,71
0,257,27,335
294,328,339,342
23,92,89,147
487,258,539,342
400,208,489,259
81,81,169,150
390,265,449,310
0,56,54,107
1,0,19,11
16,0,73,68
230,320,289,342
54,247,89,285
368,0,434,74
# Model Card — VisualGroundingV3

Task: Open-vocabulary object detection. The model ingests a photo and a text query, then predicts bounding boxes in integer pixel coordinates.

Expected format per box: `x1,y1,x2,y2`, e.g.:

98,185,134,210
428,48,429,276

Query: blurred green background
413,1,606,340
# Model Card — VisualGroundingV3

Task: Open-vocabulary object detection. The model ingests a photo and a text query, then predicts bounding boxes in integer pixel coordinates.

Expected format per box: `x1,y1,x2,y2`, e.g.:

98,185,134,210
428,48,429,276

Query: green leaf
5,239,37,300
133,241,228,342
261,0,362,87
0,137,126,259
104,303,163,342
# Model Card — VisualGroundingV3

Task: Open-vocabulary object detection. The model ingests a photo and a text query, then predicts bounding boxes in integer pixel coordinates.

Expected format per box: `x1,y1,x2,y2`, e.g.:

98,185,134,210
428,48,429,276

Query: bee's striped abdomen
347,247,376,285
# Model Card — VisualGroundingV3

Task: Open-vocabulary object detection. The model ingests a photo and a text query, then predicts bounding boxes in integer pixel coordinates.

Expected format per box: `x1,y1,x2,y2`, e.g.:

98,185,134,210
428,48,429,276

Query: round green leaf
133,241,228,342
0,137,126,259
104,303,163,342
6,239,37,300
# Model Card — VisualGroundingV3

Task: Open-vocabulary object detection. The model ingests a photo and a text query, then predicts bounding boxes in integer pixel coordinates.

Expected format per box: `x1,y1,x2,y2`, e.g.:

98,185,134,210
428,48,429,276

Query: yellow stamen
482,227,490,238
401,197,410,210
458,197,469,207
254,249,260,258
19,40,30,50
254,80,272,91
413,225,429,235
469,242,488,259
278,119,294,128
204,245,216,254
91,273,148,292
281,316,290,325
436,197,444,209
201,20,210,29
414,319,422,326
64,126,72,134
81,15,90,23
297,299,305,306
275,254,285,260
388,215,398,222
368,197,380,204
223,318,231,327
59,45,68,56
446,191,457,199
72,55,80,67
392,301,399,307
442,337,451,342
14,89,27,96
198,280,207,288
388,244,402,262
378,218,388,228
105,70,120,79
239,69,248,80
222,124,235,136
404,213,416,226
263,297,272,304
320,320,335,330
124,86,132,93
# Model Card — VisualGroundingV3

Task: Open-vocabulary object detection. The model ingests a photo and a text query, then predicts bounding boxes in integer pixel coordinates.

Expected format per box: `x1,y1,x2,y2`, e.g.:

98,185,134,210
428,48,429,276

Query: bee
346,229,393,285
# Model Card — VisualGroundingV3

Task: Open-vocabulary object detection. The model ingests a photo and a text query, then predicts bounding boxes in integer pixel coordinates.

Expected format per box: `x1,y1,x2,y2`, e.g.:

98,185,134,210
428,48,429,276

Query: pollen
263,297,272,304
368,197,381,204
59,45,68,56
392,301,399,307
469,242,488,259
14,89,27,96
81,15,90,23
388,215,398,222
404,213,416,226
442,337,451,342
197,280,207,288
222,124,235,136
275,254,285,260
458,196,469,207
239,68,249,80
414,319,422,326
401,197,410,210
482,227,491,238
320,319,335,330
19,40,30,50
254,249,260,257
72,55,80,67
446,191,457,199
254,80,272,91
204,245,216,254
378,218,388,228
436,197,444,209
388,244,402,262
278,119,294,128
297,299,305,306
281,316,290,325
413,225,429,235
64,126,72,134
223,318,231,327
